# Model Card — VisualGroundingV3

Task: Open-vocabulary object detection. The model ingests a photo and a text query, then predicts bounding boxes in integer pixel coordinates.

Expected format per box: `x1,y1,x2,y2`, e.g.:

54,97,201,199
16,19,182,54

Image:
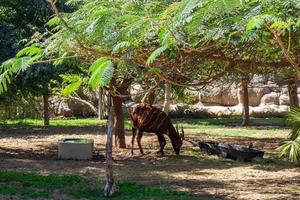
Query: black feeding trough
198,141,264,162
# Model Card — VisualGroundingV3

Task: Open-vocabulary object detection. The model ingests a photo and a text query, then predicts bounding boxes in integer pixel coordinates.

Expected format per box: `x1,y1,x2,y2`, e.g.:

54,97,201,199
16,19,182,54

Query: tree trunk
163,83,171,115
98,88,105,120
43,94,50,126
241,80,250,126
288,81,299,109
112,95,126,148
110,77,133,149
103,99,116,197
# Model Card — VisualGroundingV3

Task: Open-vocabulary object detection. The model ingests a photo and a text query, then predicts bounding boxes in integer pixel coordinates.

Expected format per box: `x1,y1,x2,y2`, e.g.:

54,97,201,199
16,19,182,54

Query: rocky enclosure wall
171,82,297,118
198,83,295,107
130,81,298,118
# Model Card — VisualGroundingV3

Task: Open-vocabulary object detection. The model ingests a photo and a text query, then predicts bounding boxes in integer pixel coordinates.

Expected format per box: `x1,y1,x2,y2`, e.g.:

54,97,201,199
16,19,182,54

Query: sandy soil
0,125,299,200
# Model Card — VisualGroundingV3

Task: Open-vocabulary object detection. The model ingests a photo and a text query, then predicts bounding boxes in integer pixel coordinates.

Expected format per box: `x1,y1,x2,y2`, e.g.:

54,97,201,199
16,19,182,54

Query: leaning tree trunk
43,94,50,126
112,95,126,148
103,97,116,197
241,79,250,126
163,83,171,115
288,81,299,109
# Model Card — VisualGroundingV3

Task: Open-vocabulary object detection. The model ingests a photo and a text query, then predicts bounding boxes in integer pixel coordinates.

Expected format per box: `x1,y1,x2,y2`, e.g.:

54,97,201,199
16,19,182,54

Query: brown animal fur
130,104,183,156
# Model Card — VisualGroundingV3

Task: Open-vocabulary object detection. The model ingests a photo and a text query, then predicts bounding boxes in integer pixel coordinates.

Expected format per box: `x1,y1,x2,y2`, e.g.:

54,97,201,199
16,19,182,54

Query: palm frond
279,108,300,164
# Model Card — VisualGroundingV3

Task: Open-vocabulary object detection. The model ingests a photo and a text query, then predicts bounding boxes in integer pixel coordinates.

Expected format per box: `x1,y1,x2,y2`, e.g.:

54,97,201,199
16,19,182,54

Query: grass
0,117,290,138
172,117,290,137
0,171,196,200
0,118,106,127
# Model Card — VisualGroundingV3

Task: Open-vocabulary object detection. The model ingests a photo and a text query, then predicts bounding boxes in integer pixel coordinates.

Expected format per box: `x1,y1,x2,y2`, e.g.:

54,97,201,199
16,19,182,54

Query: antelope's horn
176,124,179,133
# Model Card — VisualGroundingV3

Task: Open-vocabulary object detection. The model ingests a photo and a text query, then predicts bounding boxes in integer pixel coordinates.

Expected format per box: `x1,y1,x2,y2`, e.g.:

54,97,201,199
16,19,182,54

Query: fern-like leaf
146,45,168,66
89,58,114,89
16,45,42,58
0,71,9,93
112,41,131,54
60,74,83,96
279,108,300,164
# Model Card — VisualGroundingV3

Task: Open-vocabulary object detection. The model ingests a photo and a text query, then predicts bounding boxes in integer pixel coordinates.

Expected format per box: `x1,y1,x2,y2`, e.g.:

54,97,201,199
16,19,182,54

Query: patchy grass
0,119,297,199
173,117,290,138
0,171,196,200
0,118,106,127
0,117,290,138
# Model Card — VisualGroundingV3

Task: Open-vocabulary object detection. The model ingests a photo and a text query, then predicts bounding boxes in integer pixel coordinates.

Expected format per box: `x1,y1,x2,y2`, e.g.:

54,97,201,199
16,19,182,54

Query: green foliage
46,16,61,27
88,57,115,89
0,118,106,127
2,0,300,97
112,41,132,54
0,42,44,93
279,109,300,164
0,58,23,93
60,74,83,96
146,45,168,66
15,45,42,58
148,67,161,74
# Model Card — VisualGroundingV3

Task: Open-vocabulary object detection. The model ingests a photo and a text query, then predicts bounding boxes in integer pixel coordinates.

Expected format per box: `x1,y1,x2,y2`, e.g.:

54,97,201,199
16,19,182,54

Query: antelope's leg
131,128,137,155
157,135,166,156
137,130,144,155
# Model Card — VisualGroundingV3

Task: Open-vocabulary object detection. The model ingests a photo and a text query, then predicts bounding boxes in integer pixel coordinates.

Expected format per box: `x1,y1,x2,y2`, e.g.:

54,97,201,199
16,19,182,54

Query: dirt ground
0,125,299,200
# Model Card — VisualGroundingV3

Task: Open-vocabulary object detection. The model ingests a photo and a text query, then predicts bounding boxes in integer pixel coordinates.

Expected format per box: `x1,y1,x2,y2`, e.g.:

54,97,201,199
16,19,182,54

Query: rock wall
128,80,297,118
198,83,298,107
125,102,290,118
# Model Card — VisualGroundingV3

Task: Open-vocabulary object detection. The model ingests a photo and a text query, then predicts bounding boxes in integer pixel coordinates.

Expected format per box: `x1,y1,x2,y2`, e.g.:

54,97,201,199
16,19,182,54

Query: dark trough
198,141,264,162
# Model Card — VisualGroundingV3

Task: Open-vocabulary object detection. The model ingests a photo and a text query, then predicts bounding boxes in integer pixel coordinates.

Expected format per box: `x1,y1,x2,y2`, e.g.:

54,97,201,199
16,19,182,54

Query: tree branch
69,96,98,115
141,81,158,103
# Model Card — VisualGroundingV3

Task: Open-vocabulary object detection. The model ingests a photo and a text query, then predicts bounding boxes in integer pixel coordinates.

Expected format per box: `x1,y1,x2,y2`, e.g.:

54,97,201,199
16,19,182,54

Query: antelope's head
173,125,185,155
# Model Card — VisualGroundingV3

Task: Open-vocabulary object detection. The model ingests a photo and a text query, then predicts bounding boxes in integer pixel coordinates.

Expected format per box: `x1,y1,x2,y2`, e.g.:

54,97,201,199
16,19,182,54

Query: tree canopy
1,0,300,163
1,0,300,93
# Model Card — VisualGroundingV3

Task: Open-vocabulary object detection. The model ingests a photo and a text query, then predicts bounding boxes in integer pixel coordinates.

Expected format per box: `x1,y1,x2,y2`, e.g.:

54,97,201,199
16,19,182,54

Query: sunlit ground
0,117,298,199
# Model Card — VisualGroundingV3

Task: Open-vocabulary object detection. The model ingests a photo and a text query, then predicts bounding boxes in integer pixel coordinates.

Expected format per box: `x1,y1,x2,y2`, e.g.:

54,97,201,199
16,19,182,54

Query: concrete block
58,138,94,160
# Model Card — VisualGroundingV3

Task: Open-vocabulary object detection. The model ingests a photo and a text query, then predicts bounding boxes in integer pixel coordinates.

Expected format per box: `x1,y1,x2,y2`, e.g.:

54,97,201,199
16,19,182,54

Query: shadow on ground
0,125,299,199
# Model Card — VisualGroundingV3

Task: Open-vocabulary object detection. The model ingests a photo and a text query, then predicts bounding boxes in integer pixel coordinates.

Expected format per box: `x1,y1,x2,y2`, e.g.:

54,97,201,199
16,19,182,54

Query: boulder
251,105,288,117
278,105,290,113
238,87,271,106
260,92,280,105
67,99,97,118
130,84,144,102
279,94,290,105
281,87,289,95
167,103,289,118
169,103,191,118
229,105,244,116
185,89,200,104
199,84,239,106
50,98,72,117
205,106,242,117
188,105,244,118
